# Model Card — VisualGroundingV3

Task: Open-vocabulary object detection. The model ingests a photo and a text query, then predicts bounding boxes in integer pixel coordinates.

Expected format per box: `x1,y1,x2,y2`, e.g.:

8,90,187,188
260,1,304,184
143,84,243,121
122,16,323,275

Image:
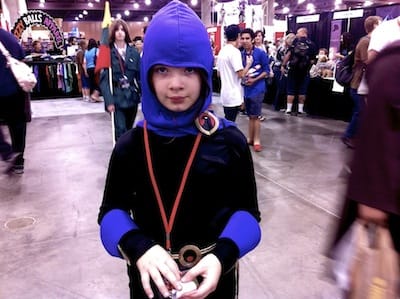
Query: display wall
287,4,400,54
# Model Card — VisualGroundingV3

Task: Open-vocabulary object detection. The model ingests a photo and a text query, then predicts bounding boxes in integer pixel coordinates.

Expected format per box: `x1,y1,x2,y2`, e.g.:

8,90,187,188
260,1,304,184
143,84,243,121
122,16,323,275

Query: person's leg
252,93,263,151
223,106,240,122
0,127,13,161
124,105,139,131
8,121,26,173
286,74,296,114
113,107,128,141
297,74,310,114
344,88,361,139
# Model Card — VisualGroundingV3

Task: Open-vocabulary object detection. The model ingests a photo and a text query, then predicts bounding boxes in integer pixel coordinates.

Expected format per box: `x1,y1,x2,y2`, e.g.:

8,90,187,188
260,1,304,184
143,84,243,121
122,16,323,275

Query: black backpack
290,39,311,71
335,51,355,86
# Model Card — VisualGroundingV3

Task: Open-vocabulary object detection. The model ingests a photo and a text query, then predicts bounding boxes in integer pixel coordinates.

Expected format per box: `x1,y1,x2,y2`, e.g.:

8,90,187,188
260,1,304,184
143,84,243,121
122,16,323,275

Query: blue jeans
344,88,362,138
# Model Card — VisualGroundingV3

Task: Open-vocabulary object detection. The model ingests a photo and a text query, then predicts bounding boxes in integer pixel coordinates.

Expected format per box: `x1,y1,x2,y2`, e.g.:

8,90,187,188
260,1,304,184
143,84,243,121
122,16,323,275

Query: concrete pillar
3,0,27,28
263,0,274,27
201,0,214,27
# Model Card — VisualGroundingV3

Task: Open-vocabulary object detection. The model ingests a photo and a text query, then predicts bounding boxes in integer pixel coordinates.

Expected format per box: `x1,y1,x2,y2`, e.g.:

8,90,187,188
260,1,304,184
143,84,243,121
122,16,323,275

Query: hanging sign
333,9,364,20
296,14,320,24
11,10,64,49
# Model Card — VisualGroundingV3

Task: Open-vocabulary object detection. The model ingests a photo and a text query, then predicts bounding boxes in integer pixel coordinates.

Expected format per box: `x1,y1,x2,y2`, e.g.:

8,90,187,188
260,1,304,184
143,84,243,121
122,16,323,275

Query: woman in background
84,38,101,102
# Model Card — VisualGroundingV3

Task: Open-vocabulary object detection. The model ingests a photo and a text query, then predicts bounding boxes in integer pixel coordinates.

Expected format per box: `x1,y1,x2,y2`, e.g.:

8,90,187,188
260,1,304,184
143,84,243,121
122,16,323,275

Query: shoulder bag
0,40,37,92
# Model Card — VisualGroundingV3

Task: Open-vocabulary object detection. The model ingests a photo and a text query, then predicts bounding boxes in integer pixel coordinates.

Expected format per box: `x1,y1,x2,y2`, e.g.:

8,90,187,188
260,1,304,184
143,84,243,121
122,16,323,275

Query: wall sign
296,14,320,24
11,10,64,49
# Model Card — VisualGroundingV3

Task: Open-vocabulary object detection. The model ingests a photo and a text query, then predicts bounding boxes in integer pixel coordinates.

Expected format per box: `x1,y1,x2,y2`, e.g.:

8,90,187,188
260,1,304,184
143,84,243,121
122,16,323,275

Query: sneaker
297,111,305,116
12,164,24,174
285,110,292,115
12,154,24,174
258,115,266,121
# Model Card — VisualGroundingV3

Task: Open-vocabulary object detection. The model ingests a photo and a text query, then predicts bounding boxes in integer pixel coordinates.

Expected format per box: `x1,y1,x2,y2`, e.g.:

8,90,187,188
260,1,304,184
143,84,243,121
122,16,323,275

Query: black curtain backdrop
287,4,400,52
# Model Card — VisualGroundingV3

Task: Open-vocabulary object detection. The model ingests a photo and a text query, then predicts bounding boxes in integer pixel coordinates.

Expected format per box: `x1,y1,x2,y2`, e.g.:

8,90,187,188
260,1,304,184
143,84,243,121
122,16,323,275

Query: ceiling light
94,0,100,2
39,2,45,7
144,16,149,22
191,0,198,6
116,13,122,19
274,2,279,8
133,3,139,9
306,3,315,10
364,1,373,6
39,0,45,3
79,14,83,18
335,0,342,4
124,10,130,16
75,17,79,21
145,0,151,6
282,7,290,14
298,0,306,4
83,10,88,15
88,2,93,8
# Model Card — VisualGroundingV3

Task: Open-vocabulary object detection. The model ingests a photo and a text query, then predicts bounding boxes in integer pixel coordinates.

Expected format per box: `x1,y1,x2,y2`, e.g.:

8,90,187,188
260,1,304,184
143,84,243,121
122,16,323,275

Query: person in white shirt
217,24,252,122
368,16,400,62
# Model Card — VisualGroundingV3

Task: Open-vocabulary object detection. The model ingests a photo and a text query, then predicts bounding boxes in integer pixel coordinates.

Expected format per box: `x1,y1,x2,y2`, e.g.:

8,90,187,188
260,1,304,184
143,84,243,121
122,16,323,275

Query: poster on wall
329,20,342,59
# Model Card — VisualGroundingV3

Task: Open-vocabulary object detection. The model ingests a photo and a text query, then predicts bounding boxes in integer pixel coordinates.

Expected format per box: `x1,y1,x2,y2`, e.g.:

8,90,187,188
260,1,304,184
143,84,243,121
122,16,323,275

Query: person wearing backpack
281,27,317,115
341,16,382,149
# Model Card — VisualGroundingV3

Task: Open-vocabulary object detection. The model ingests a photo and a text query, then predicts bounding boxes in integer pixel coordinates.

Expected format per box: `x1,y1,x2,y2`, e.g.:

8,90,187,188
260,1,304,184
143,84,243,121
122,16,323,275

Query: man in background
281,27,317,115
217,24,252,122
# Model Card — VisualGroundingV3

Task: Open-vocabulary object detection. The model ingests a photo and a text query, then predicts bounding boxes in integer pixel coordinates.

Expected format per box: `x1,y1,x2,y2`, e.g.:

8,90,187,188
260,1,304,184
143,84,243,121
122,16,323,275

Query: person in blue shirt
0,28,28,174
240,28,269,152
97,1,261,298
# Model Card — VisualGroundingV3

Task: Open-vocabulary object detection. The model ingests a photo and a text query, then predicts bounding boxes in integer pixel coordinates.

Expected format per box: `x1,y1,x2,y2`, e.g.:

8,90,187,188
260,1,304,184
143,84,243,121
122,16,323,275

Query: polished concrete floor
0,95,353,298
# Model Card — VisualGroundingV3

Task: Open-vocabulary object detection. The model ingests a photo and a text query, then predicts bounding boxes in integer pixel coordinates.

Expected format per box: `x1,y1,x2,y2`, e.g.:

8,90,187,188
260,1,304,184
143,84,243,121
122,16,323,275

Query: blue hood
137,0,223,137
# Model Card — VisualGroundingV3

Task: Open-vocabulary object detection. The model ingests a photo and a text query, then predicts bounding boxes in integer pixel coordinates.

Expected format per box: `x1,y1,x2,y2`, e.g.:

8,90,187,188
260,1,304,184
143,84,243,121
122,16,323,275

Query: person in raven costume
98,1,261,298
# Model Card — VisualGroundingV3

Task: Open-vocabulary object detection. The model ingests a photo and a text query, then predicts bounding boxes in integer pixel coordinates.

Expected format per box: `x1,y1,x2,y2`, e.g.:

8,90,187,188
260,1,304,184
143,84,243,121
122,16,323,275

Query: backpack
290,39,311,71
335,51,355,87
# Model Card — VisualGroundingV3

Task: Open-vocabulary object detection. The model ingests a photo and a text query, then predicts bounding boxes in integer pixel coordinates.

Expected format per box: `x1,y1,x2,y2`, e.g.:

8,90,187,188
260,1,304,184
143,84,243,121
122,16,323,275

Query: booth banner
11,10,64,49
329,20,342,60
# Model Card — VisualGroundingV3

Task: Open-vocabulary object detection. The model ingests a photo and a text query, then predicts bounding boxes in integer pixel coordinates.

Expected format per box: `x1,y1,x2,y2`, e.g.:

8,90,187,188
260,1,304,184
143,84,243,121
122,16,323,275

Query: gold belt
170,243,216,269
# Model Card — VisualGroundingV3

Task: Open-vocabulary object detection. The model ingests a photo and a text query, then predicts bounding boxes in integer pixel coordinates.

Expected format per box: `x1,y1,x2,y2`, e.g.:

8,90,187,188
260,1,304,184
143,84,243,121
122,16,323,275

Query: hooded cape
136,0,234,137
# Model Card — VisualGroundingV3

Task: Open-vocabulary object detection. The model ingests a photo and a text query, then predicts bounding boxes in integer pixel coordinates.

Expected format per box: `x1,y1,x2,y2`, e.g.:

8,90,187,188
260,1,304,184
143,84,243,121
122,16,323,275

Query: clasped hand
136,245,222,299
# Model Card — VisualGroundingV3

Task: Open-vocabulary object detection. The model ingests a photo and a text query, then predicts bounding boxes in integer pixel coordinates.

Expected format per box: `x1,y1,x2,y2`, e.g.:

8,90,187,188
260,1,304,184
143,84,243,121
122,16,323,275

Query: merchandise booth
11,10,81,99
286,4,400,121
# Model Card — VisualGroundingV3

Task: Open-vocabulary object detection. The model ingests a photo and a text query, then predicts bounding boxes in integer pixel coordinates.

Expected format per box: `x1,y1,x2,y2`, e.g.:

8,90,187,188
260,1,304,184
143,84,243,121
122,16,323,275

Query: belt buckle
178,244,202,269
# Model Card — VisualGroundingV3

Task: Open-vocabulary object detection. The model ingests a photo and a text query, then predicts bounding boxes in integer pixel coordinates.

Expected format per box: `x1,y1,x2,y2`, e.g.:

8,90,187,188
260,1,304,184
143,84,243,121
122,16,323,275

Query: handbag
0,40,37,92
349,223,399,299
332,220,400,299
357,71,368,95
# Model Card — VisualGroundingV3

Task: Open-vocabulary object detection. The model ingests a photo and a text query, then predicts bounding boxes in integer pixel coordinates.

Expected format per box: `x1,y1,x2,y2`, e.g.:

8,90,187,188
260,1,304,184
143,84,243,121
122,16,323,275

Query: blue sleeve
100,209,139,257
219,210,261,258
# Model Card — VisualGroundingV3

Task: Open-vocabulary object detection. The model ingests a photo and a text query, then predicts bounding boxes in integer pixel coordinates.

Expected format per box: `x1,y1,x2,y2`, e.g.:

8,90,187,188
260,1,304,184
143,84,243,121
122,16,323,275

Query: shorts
244,93,264,117
287,73,310,96
81,74,90,89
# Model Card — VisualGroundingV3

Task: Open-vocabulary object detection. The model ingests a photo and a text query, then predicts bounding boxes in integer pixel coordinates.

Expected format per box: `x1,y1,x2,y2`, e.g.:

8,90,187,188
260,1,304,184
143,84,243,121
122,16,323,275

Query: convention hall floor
0,95,352,298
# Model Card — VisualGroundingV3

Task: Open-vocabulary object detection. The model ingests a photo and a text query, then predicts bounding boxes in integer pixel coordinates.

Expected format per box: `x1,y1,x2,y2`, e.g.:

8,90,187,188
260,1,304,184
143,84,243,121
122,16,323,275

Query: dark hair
340,32,354,52
133,36,143,42
87,38,98,50
225,24,241,42
254,30,264,39
109,19,131,45
240,28,255,39
364,16,382,34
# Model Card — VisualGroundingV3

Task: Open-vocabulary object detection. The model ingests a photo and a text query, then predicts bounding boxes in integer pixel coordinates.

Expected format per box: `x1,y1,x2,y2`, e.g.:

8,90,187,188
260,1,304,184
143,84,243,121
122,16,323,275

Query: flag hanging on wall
95,1,112,73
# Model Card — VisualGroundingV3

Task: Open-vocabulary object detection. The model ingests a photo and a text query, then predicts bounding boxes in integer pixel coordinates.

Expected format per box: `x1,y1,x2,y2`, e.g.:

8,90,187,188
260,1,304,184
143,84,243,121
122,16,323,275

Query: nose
168,73,184,90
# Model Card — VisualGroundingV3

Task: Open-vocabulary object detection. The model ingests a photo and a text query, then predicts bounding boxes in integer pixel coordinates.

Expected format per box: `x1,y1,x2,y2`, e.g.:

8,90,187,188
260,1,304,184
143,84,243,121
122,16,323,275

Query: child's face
152,65,202,112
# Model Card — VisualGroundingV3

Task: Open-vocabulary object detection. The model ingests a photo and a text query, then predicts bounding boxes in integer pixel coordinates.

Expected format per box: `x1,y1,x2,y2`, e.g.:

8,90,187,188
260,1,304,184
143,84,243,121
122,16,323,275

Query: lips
169,96,185,103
